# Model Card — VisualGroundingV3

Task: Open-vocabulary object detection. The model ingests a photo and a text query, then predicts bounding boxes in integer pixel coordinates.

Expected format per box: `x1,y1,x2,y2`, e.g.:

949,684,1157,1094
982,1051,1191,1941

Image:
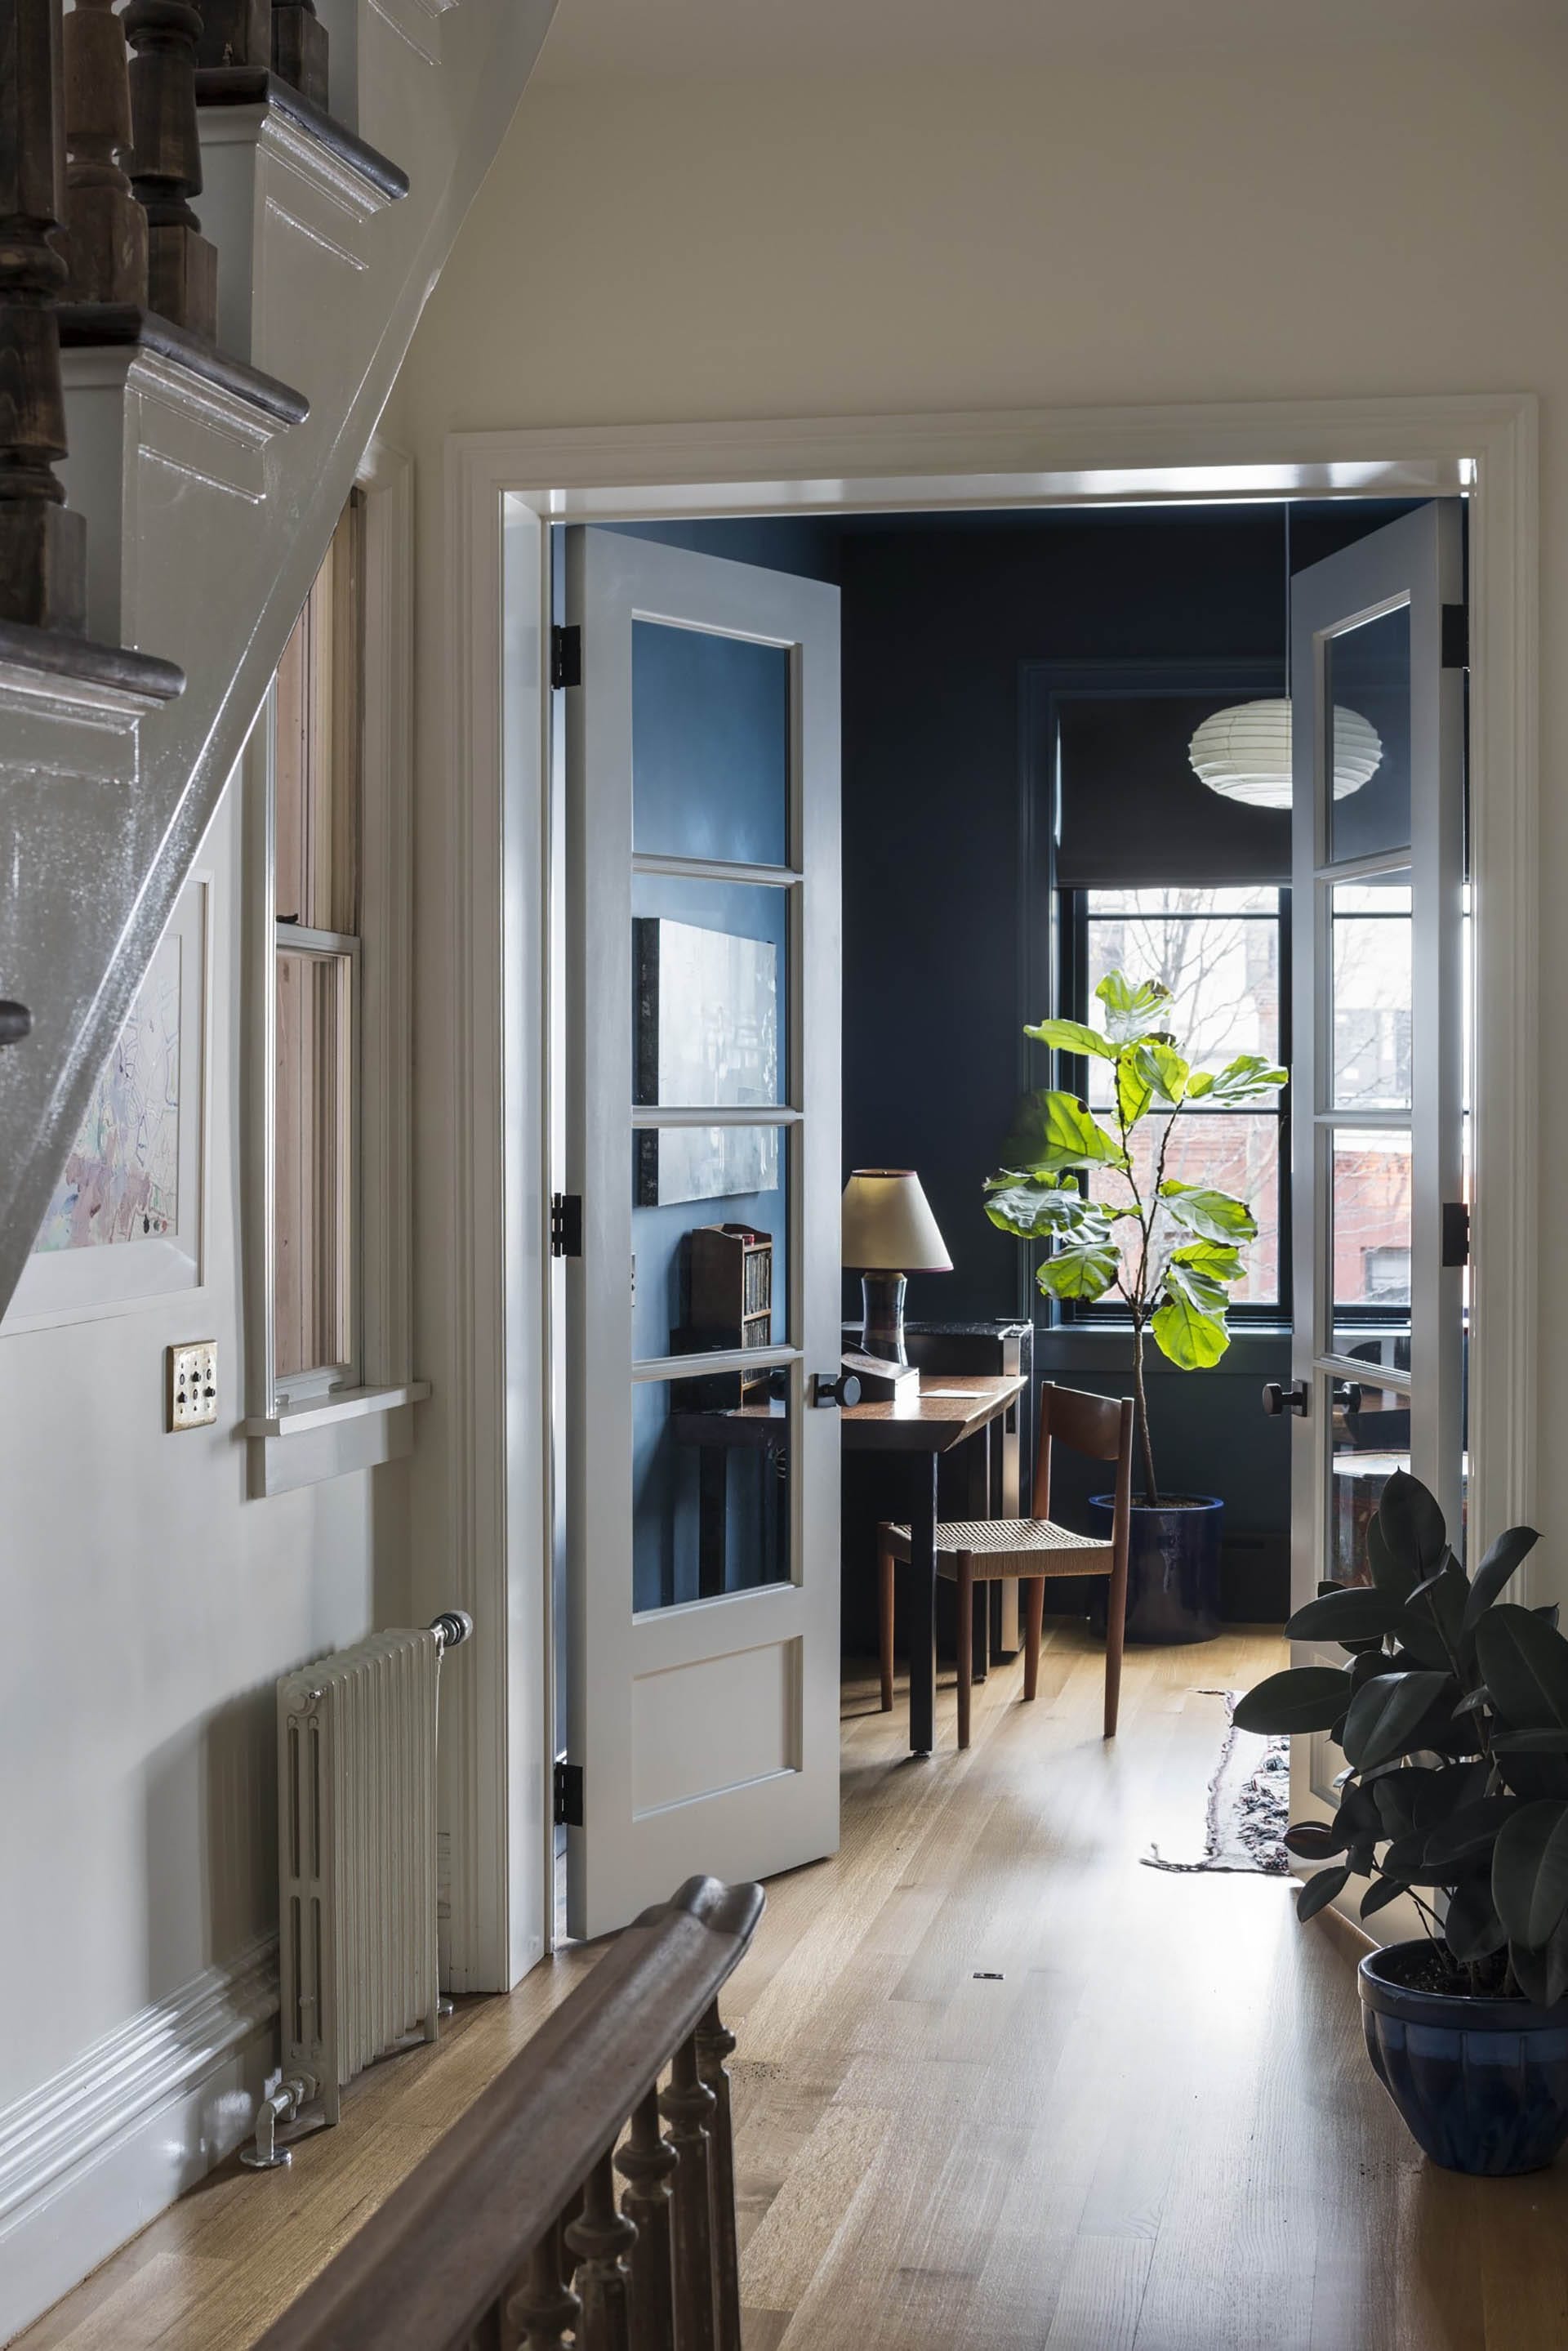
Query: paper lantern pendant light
1187,697,1383,810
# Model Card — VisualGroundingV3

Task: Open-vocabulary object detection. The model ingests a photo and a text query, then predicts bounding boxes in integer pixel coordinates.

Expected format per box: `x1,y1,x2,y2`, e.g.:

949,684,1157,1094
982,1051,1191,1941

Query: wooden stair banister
253,1876,764,2351
127,0,218,339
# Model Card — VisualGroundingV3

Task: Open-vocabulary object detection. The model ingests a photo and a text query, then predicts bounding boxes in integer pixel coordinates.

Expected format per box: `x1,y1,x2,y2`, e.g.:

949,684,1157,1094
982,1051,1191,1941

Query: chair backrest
1031,1381,1136,1532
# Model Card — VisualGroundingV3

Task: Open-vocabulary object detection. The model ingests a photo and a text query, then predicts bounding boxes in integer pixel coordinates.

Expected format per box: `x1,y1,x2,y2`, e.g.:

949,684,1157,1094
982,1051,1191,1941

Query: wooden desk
672,1372,1027,1755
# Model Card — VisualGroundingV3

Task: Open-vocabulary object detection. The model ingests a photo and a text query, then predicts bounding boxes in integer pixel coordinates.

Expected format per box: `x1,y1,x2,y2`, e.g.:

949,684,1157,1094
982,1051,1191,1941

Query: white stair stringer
0,0,556,1318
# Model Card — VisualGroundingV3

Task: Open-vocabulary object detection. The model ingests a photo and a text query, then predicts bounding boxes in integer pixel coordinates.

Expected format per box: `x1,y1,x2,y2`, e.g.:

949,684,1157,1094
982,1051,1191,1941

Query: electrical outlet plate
167,1341,218,1431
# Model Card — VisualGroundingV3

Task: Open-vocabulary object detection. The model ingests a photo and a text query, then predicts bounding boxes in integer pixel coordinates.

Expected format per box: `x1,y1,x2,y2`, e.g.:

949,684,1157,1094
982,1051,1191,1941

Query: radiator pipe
430,1608,474,1653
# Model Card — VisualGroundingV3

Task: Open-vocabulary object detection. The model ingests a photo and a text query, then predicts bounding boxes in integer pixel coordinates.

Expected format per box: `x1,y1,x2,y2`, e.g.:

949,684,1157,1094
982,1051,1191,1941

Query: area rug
1143,1689,1292,1876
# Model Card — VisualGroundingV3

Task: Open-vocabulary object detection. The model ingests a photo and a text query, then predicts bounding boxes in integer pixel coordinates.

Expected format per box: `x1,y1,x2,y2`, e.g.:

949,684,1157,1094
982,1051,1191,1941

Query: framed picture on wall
2,872,211,1331
634,915,779,1207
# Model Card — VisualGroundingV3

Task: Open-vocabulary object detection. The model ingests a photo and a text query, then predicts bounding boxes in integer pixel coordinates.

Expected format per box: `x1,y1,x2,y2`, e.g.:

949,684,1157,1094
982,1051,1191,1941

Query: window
273,494,363,1397
1059,884,1289,1315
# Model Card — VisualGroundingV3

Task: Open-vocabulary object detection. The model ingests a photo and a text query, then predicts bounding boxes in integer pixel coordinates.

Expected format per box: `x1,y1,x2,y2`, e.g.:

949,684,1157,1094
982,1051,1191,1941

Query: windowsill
243,1380,431,1439
1036,1325,1292,1370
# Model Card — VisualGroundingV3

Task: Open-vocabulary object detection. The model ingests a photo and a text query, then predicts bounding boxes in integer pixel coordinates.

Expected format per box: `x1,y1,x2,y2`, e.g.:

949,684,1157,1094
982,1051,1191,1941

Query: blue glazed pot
1360,1942,1568,2175
1088,1493,1223,1645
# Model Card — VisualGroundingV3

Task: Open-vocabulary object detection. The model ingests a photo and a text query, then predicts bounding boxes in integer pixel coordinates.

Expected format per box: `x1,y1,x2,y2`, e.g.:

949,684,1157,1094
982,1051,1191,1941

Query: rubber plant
1234,1470,1568,2002
983,970,1285,1501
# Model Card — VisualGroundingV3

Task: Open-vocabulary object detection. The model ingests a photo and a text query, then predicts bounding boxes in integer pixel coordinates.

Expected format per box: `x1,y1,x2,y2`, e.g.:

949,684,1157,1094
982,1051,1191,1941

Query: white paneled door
1285,502,1466,1813
562,529,843,1940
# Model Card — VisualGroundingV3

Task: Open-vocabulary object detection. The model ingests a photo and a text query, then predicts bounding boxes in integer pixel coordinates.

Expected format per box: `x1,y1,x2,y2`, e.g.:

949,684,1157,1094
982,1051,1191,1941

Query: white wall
0,758,406,2326
390,27,1566,1577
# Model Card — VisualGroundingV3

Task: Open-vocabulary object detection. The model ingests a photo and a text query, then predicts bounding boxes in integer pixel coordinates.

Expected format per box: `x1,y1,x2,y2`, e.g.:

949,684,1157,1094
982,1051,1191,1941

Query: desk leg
697,1448,728,1599
909,1451,938,1755
969,1422,991,1682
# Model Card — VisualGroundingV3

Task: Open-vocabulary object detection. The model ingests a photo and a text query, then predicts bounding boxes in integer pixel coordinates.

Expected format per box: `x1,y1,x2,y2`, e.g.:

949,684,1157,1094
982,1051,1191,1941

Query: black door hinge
1441,1202,1470,1267
550,1192,583,1258
1441,604,1468,669
554,1760,584,1827
550,623,582,689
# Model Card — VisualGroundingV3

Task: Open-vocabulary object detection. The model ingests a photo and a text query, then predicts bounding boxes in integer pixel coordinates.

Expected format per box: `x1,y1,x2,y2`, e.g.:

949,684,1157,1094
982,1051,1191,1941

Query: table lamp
841,1169,952,1364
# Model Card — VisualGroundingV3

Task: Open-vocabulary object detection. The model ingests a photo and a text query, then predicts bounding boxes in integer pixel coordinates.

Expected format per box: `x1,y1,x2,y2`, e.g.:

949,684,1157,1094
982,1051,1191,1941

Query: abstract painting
34,929,182,1251
634,917,780,1207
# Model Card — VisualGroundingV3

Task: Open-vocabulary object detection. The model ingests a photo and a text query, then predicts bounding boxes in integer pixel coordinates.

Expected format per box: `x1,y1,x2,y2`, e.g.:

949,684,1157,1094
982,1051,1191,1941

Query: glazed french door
561,527,843,1941
1286,502,1466,1805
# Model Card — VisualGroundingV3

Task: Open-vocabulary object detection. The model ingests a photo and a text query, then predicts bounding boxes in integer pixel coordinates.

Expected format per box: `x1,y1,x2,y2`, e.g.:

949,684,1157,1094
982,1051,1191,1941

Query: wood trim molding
1315,1903,1379,1970
439,390,1539,1983
0,1936,277,2344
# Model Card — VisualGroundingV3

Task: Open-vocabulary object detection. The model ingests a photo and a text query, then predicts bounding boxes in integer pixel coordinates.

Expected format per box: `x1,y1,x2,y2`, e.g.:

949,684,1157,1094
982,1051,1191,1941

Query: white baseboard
0,1937,279,2346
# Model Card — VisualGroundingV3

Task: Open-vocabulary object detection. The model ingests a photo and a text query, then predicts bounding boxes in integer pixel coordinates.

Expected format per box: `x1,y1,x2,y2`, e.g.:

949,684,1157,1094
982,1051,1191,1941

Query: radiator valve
241,2072,318,2172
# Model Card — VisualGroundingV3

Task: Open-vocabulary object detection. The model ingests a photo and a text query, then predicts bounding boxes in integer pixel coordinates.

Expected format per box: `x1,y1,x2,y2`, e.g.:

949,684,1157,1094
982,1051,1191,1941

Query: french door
1287,502,1466,1805
561,528,842,1941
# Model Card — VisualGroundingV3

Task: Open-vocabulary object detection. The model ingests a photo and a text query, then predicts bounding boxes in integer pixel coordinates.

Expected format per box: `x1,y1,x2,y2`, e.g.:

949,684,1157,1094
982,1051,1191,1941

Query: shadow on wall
141,1682,277,1992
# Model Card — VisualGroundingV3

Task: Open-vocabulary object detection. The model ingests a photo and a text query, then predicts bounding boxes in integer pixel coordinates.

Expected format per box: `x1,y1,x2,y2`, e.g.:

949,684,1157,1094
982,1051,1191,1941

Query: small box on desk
840,1347,920,1404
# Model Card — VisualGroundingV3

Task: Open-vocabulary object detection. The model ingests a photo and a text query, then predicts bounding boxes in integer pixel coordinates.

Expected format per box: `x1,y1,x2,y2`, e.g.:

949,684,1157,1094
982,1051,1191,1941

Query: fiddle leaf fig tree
984,970,1285,1502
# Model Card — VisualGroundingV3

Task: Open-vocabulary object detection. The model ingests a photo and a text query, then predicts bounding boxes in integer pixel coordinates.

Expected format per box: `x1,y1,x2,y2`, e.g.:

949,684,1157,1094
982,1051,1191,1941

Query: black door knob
1262,1380,1309,1418
0,1001,31,1047
813,1369,862,1409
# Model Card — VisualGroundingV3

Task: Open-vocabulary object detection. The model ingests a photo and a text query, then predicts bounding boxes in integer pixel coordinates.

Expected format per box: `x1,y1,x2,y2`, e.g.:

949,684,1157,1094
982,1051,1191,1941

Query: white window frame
243,434,428,1497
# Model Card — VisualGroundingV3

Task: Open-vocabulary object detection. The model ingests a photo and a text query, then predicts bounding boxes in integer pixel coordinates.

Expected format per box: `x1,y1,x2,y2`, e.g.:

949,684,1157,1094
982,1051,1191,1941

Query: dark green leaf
1296,1864,1352,1922
1404,1554,1469,1664
1376,1472,1448,1586
1508,1916,1568,2009
1365,1515,1419,1605
1539,1605,1563,1631
1491,1800,1568,1947
1497,1750,1568,1801
1461,1526,1541,1633
1474,1605,1568,1733
1492,1729,1568,1754
998,1091,1128,1177
1423,1797,1525,1869
1093,969,1173,1044
1285,1820,1345,1861
1285,1586,1406,1646
1444,1880,1509,1964
1232,1666,1352,1736
1361,1876,1409,1920
1379,1828,1455,1887
1340,1671,1453,1772
1022,1015,1118,1062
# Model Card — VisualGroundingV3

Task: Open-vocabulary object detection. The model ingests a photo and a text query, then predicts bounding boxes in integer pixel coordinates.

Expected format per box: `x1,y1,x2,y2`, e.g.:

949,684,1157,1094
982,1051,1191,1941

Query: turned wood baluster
60,0,149,305
505,2215,581,2351
564,2148,637,2351
662,2034,718,2351
0,0,87,631
616,2086,679,2351
272,1,328,109
695,2003,742,2351
126,0,218,340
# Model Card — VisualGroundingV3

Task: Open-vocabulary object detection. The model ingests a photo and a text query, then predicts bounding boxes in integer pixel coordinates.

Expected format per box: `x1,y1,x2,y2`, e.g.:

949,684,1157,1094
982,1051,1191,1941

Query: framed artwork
634,916,780,1207
3,873,210,1329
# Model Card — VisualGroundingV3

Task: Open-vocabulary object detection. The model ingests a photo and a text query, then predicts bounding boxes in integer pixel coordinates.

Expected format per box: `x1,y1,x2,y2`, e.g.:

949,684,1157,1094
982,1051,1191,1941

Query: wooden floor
19,1626,1568,2350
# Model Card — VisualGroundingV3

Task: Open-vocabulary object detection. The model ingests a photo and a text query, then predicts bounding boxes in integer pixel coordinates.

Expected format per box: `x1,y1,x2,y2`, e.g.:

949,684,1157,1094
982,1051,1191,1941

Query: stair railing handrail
252,1874,764,2351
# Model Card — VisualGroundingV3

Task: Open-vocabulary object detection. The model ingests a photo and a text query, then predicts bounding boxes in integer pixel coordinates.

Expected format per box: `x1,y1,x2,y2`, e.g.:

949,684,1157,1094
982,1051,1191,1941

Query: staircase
0,0,555,1318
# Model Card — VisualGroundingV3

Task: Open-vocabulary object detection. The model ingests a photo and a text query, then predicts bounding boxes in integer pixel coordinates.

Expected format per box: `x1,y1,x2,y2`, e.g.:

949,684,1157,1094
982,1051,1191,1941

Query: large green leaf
1151,1290,1230,1369
1133,1040,1190,1105
1285,1584,1406,1645
1365,1514,1420,1606
999,1091,1127,1177
1361,1876,1409,1921
1116,1047,1153,1129
1168,1238,1244,1284
1508,1916,1568,2008
1423,1796,1525,1870
1158,1180,1258,1245
1443,1880,1509,1964
1461,1526,1542,1634
1022,1015,1118,1062
1296,1864,1352,1922
1339,1671,1454,1771
1376,1472,1447,1587
1094,970,1173,1044
1474,1605,1568,1733
1197,1052,1289,1104
982,1177,1096,1241
1402,1554,1469,1667
1035,1234,1122,1303
1160,1253,1232,1321
1492,1800,1568,1949
1232,1666,1351,1735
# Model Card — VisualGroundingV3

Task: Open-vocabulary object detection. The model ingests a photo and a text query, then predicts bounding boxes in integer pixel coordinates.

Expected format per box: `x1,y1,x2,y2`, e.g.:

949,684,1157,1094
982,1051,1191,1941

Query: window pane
274,497,363,935
635,1378,791,1611
1329,1392,1409,1586
632,877,787,1113
1331,877,1411,1109
1327,603,1411,866
1084,897,1281,1105
275,949,353,1381
633,620,790,866
1087,1111,1282,1306
634,1125,789,1363
1331,1126,1411,1356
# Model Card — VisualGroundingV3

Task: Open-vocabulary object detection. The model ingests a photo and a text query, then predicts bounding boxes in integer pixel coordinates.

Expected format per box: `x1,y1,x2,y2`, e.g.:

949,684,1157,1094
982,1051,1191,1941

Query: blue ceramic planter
1360,1942,1568,2175
1088,1493,1223,1645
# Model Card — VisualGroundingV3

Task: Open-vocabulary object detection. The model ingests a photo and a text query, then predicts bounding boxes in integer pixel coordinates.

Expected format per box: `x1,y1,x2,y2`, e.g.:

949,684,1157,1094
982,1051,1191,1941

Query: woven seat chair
878,1381,1134,1750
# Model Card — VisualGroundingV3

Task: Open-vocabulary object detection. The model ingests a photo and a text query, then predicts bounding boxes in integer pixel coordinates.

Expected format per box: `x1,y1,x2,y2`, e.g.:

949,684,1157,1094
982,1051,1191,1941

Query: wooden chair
877,1382,1134,1750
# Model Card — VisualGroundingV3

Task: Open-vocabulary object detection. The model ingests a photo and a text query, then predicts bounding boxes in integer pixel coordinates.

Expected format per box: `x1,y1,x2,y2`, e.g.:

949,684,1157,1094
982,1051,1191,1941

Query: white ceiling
534,0,1566,83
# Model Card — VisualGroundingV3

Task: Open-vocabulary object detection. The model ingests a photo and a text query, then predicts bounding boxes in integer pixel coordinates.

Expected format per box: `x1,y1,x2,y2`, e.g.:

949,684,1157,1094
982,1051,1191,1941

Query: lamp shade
1187,697,1383,809
841,1170,952,1273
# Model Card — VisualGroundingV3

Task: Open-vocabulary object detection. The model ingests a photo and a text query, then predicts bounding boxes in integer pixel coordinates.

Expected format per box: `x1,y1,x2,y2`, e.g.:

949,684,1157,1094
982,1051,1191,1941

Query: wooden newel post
272,2,328,110
662,2034,718,2351
126,0,218,340
62,0,149,305
0,0,88,631
195,0,269,69
695,2002,743,2351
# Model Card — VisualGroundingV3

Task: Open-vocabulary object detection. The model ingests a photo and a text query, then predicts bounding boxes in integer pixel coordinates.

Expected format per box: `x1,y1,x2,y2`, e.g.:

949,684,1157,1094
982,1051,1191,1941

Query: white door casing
562,529,842,1940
